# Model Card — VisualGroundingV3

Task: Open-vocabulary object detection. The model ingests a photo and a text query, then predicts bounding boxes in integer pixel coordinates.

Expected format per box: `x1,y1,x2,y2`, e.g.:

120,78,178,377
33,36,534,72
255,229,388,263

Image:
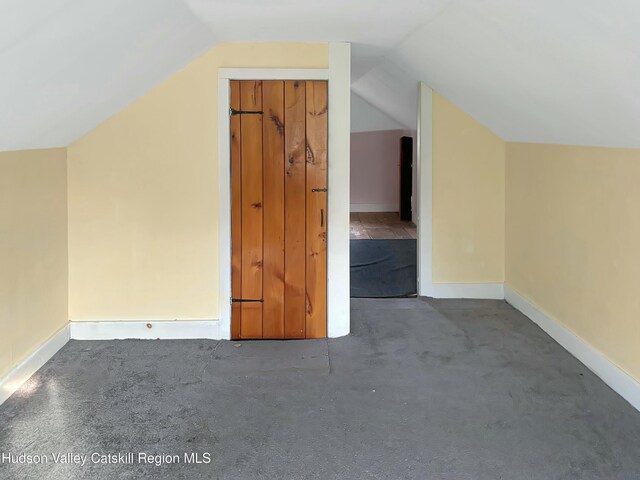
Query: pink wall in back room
350,129,415,212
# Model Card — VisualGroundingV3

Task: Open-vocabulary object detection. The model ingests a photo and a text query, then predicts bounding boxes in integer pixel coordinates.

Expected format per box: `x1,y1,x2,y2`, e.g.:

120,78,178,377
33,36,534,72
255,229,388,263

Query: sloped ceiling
353,0,640,148
0,0,215,151
351,93,405,133
2,0,639,151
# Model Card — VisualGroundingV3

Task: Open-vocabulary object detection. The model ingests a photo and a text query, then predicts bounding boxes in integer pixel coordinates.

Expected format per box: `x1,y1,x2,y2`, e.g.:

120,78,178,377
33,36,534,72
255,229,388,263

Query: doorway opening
349,93,417,298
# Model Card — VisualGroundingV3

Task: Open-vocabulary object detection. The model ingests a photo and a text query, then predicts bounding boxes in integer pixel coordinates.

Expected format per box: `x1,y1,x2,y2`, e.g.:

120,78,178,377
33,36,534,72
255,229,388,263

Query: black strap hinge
312,188,328,193
230,108,263,116
231,298,264,303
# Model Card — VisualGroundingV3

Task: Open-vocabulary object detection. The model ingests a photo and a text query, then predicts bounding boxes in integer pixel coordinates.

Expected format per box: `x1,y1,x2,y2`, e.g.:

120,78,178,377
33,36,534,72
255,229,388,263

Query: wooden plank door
284,80,307,339
238,80,263,339
305,81,328,338
230,80,328,340
262,80,285,338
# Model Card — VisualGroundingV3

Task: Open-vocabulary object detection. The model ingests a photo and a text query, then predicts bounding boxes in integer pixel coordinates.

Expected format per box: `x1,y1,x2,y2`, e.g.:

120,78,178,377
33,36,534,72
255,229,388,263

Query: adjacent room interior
1,1,640,479
349,92,418,298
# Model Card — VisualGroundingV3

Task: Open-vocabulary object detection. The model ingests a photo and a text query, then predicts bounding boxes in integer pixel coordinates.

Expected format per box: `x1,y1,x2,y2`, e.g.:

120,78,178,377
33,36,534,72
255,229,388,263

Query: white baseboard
423,283,505,299
69,320,221,340
350,203,398,213
0,324,70,406
505,285,640,412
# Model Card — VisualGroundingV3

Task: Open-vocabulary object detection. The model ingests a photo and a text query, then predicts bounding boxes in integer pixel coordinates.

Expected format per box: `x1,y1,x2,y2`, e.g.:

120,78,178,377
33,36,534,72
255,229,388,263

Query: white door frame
217,45,351,338
416,82,503,299
416,82,433,298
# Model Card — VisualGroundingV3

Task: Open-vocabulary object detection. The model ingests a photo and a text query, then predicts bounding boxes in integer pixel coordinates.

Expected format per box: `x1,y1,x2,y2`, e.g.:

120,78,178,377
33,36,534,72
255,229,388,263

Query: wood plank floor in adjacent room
350,212,416,240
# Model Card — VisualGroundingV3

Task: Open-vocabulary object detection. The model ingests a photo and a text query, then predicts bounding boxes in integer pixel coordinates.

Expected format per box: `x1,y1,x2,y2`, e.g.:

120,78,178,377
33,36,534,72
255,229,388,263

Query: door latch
312,188,328,192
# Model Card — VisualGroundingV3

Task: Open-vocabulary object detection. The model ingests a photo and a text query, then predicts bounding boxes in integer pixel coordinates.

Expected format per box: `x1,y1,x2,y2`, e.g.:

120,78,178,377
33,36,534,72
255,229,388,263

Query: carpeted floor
350,239,417,297
1,298,640,479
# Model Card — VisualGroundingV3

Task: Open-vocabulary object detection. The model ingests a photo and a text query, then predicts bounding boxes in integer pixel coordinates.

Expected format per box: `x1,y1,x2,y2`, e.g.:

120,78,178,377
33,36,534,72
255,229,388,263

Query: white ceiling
0,0,214,151
352,0,640,147
2,0,639,151
351,92,405,133
184,0,452,81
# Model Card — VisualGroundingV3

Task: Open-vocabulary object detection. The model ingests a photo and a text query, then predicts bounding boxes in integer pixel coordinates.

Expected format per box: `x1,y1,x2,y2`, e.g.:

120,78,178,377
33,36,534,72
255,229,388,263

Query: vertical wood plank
262,81,285,338
305,81,328,338
230,80,242,339
240,80,263,338
284,80,307,339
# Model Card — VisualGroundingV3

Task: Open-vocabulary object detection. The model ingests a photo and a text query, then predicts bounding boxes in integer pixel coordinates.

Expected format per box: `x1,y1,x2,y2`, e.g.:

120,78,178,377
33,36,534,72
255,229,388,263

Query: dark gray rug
350,239,417,297
2,299,640,479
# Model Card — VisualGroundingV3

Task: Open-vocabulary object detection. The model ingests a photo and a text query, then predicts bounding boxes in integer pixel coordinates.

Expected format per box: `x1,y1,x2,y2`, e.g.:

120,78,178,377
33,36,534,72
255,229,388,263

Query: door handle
321,208,324,227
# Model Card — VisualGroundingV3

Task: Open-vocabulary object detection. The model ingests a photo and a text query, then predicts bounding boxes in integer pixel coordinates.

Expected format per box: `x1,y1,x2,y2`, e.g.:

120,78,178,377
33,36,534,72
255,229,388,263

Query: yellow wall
506,143,640,381
432,93,505,283
0,149,68,377
67,42,328,321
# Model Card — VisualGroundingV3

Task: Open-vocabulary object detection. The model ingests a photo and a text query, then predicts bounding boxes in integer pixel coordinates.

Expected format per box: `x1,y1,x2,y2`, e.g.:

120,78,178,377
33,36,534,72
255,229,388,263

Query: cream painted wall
432,93,505,283
67,43,328,322
0,149,68,377
506,143,640,381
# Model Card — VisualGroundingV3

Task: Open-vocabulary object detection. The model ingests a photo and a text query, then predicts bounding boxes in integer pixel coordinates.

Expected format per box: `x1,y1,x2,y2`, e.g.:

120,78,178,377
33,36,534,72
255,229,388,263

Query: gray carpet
1,298,640,479
350,239,417,297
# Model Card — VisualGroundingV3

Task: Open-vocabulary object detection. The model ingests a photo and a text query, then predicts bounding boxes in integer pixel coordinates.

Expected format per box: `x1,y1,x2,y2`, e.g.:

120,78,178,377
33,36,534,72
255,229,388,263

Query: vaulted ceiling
2,0,639,151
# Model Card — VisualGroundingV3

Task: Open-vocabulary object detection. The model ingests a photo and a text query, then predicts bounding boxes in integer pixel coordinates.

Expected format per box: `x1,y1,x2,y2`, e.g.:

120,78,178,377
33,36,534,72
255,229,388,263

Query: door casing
216,60,351,340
